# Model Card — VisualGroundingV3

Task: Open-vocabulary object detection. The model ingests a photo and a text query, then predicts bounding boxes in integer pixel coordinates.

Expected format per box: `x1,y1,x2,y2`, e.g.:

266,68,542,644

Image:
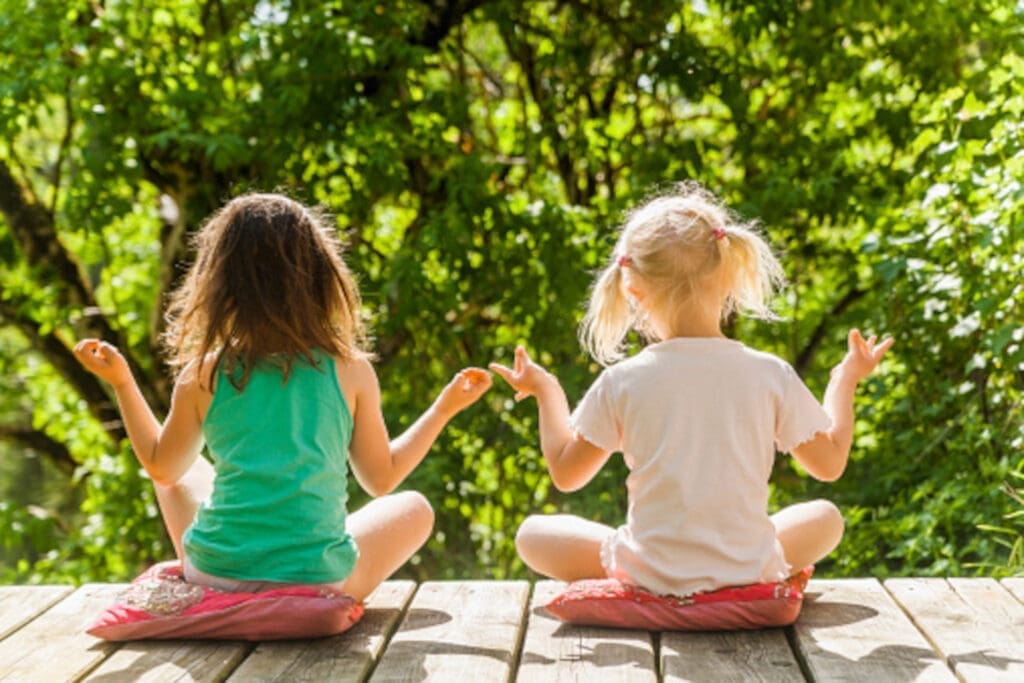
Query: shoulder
334,354,378,391
732,346,810,401
599,345,675,384
728,344,795,374
581,355,642,400
175,354,219,396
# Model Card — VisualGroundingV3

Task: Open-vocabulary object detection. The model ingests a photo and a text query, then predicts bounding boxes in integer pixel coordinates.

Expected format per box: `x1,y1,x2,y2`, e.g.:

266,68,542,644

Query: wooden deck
1,578,1023,681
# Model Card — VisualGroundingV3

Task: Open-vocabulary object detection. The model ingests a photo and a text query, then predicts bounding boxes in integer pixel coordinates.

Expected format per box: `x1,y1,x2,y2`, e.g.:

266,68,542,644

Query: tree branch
498,20,582,205
0,158,168,413
794,287,866,375
50,81,76,215
0,298,126,444
415,0,488,50
0,425,78,477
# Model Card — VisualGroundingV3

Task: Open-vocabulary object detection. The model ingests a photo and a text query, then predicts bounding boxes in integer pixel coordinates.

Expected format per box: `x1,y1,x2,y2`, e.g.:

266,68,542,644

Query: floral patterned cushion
88,561,364,641
544,567,812,631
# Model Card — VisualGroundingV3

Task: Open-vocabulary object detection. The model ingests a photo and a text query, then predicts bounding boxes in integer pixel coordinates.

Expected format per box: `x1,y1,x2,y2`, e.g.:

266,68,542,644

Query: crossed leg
771,498,845,573
153,456,215,560
339,491,434,602
152,457,433,601
516,502,843,584
515,513,614,582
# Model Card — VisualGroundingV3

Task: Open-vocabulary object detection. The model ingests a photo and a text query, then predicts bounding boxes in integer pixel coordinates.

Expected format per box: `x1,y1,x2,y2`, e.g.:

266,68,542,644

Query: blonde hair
163,193,370,390
580,182,784,365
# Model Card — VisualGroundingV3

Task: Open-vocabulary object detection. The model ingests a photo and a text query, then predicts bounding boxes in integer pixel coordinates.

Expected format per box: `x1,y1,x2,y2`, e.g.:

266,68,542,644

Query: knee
399,490,435,535
367,490,434,547
515,515,544,561
815,499,845,544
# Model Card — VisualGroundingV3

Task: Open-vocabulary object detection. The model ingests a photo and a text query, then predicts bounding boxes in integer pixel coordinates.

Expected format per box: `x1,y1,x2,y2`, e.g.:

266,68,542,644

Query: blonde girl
491,182,892,595
75,193,491,601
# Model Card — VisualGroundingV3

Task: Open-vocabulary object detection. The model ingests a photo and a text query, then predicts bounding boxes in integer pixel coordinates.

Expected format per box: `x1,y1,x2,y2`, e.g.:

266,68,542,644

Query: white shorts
182,556,348,594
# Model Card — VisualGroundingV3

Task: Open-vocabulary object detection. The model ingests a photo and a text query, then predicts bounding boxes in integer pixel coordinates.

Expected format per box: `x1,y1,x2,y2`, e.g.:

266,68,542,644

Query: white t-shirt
571,337,831,597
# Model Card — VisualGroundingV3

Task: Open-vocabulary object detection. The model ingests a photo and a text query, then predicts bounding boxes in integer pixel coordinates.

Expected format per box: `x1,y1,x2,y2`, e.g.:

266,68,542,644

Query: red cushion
88,561,364,641
545,567,813,631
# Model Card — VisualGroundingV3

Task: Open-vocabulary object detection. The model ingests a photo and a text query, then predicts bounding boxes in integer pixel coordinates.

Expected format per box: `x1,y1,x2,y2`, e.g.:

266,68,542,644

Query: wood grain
82,640,251,683
225,580,417,683
662,628,802,682
0,583,124,682
1000,578,1024,604
370,581,530,683
793,579,955,682
517,581,656,682
0,585,72,641
885,578,1024,682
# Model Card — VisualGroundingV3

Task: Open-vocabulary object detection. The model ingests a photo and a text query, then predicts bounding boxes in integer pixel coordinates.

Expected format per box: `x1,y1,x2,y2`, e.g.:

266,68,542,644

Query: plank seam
783,624,815,682
505,581,533,683
357,580,420,682
204,642,259,683
880,579,962,682
67,641,131,683
0,587,74,644
999,579,1024,608
651,630,661,682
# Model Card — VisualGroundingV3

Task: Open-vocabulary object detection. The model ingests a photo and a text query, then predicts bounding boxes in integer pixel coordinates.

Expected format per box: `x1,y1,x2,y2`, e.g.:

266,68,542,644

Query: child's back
74,192,493,602
575,337,829,595
492,182,892,596
185,351,356,584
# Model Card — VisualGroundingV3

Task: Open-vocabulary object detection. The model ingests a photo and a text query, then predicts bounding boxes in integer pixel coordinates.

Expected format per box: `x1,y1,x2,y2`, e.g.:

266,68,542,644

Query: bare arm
73,340,204,485
791,329,894,481
490,346,612,492
345,358,491,496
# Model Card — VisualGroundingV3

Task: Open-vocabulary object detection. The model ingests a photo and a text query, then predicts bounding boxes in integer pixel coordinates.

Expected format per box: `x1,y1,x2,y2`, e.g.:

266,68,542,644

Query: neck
650,303,724,340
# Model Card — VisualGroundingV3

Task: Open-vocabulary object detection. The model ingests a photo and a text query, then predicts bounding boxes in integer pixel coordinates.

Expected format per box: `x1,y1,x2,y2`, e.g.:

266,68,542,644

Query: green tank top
183,351,357,584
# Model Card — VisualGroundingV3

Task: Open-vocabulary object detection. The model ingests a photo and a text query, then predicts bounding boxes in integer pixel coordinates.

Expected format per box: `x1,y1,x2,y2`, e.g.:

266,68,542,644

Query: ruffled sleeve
775,363,832,453
570,370,622,453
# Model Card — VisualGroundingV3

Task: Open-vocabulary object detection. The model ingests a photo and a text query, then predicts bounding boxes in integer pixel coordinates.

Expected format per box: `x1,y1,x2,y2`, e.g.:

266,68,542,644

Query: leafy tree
1,0,1020,583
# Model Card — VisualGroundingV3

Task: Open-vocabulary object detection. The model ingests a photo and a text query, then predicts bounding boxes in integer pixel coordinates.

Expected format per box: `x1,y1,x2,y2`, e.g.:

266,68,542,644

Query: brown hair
581,182,785,365
162,193,370,389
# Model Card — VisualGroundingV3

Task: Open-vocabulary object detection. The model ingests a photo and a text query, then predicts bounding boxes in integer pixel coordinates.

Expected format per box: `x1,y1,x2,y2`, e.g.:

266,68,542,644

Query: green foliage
0,0,1021,584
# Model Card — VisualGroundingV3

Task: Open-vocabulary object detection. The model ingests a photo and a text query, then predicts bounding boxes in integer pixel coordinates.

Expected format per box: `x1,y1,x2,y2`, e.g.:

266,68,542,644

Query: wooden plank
0,586,73,641
370,580,530,682
0,583,124,682
793,579,955,682
82,640,250,683
886,578,1024,682
225,580,417,682
1001,578,1024,604
662,629,802,682
517,581,656,682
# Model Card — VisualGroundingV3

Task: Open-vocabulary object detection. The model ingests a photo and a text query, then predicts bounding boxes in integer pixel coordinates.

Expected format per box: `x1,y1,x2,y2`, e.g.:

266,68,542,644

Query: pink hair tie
713,226,727,241
616,254,632,268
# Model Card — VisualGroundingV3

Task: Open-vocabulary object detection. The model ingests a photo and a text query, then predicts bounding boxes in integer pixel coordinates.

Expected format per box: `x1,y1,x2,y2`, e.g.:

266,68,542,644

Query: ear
622,270,646,303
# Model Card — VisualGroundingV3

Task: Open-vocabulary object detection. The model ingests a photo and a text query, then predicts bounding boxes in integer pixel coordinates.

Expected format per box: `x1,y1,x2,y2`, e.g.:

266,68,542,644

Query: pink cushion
88,561,364,641
545,567,813,631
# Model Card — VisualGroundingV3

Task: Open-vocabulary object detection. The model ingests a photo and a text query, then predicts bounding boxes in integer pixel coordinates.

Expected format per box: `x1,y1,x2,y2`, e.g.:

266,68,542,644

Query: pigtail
580,260,634,366
716,222,785,320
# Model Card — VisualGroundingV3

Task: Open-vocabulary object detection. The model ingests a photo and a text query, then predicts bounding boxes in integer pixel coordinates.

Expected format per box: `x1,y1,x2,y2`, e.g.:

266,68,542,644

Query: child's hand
488,346,555,402
436,367,493,416
73,339,132,388
835,329,894,383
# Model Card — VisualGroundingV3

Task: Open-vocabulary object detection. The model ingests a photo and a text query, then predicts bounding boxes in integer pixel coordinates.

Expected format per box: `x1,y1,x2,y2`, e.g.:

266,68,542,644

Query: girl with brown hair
75,192,491,600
